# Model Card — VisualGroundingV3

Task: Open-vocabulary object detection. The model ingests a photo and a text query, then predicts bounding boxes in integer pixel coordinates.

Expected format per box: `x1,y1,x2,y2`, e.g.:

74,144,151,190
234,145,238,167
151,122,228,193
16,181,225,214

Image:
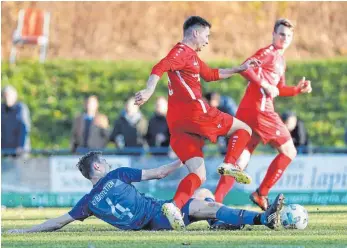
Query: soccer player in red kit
135,16,260,229
217,19,312,210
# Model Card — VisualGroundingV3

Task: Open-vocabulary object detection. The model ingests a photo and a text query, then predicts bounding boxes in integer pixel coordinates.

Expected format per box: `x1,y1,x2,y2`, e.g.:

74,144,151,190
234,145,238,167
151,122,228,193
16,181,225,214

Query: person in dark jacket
282,111,309,153
146,96,170,154
110,97,148,155
1,85,31,157
70,95,110,153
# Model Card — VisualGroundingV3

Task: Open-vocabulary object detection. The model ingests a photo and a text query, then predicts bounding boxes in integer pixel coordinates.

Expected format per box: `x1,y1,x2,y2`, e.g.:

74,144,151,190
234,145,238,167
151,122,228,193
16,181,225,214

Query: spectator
146,96,170,154
1,85,31,157
110,97,148,154
205,92,238,116
71,95,110,152
282,111,309,153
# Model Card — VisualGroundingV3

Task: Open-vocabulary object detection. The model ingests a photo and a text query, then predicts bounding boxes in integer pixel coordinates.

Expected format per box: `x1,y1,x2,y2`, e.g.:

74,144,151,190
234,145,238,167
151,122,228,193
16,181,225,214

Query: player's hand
297,77,312,94
239,58,262,72
262,82,279,98
134,89,153,106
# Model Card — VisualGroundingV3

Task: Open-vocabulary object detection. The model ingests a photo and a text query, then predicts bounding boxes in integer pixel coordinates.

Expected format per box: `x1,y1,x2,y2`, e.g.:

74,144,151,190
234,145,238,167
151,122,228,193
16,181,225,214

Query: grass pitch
2,206,347,248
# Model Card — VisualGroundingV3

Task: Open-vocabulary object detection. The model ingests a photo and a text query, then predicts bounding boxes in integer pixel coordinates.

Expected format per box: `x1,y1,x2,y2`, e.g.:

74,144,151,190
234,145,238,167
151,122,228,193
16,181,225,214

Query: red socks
214,175,236,203
258,153,292,196
214,129,250,203
173,173,202,209
224,129,251,164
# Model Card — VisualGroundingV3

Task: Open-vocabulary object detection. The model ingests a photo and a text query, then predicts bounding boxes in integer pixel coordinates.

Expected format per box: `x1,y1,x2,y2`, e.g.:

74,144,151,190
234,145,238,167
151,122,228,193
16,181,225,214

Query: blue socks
216,206,262,225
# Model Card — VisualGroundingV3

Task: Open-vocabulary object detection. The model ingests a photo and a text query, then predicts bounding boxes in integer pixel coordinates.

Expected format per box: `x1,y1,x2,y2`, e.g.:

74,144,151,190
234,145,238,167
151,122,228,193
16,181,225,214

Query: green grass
2,206,347,248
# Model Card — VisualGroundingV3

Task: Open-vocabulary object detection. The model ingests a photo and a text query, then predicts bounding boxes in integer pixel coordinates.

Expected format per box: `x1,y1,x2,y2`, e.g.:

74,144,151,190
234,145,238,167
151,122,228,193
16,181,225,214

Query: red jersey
151,42,220,126
239,44,299,113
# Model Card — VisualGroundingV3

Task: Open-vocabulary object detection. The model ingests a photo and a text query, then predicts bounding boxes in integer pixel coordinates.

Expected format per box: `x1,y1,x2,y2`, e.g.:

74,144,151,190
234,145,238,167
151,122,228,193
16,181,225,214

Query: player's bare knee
193,167,206,184
282,145,297,160
288,146,297,159
193,188,214,200
237,120,252,136
206,201,223,209
186,157,206,182
243,123,252,136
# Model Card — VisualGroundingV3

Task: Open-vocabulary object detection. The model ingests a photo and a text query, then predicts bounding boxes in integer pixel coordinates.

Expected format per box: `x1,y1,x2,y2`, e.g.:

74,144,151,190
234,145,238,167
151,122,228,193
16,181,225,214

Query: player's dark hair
183,16,211,34
274,18,295,33
76,151,102,179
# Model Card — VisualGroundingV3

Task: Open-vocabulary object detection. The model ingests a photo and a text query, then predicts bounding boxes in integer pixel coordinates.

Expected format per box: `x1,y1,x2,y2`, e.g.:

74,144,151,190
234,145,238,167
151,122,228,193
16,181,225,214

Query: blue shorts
144,197,214,230
143,199,195,230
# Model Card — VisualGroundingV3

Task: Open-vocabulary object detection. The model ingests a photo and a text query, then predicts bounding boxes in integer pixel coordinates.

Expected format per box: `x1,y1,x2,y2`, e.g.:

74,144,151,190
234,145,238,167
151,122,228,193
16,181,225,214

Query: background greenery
2,59,346,149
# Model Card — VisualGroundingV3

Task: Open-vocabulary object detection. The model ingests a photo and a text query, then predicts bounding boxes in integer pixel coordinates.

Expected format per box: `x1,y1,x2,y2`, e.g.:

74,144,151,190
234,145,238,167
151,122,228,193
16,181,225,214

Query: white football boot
161,202,185,230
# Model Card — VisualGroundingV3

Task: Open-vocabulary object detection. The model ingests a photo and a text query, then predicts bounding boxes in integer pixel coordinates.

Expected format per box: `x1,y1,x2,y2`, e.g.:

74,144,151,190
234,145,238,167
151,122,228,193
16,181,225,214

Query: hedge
2,59,347,148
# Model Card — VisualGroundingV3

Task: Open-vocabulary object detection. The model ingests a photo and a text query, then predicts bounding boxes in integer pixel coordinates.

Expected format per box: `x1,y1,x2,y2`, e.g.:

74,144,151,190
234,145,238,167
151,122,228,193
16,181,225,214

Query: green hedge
2,59,347,148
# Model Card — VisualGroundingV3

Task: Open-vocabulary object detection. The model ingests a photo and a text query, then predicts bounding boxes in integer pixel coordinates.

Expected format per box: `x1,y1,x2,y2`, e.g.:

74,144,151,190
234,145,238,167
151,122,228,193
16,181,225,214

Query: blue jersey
69,168,165,230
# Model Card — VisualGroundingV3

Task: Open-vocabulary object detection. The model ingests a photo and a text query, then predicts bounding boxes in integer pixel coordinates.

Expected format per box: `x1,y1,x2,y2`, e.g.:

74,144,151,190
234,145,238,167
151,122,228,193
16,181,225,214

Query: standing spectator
1,85,31,156
110,97,148,154
205,92,238,116
146,96,170,154
71,95,110,152
282,111,309,153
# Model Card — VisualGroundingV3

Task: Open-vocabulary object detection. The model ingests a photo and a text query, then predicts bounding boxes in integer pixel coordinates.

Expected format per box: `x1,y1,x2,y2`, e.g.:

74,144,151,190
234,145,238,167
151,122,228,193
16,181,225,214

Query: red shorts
236,108,291,147
169,107,234,163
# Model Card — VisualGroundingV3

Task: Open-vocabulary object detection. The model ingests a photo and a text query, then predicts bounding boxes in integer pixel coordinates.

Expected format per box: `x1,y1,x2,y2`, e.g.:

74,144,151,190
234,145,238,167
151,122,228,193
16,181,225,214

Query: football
280,204,309,229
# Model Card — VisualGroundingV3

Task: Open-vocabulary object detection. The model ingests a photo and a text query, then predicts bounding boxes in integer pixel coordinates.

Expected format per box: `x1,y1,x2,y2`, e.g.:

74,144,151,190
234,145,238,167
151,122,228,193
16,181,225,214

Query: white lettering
91,181,115,206
192,74,200,82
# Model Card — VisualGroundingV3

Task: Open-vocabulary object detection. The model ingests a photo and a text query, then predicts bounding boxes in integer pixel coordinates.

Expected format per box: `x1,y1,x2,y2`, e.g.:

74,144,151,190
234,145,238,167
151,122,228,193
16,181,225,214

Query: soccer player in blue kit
7,152,284,233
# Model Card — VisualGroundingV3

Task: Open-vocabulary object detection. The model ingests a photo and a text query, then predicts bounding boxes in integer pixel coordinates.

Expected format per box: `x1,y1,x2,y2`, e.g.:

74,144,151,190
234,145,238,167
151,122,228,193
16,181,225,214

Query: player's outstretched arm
135,74,160,106
141,160,183,181
218,58,261,79
7,213,75,234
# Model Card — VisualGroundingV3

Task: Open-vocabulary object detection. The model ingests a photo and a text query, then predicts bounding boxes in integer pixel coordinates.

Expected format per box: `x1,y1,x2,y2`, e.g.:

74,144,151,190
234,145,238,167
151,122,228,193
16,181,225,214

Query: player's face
98,157,111,176
195,27,210,52
273,25,293,50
